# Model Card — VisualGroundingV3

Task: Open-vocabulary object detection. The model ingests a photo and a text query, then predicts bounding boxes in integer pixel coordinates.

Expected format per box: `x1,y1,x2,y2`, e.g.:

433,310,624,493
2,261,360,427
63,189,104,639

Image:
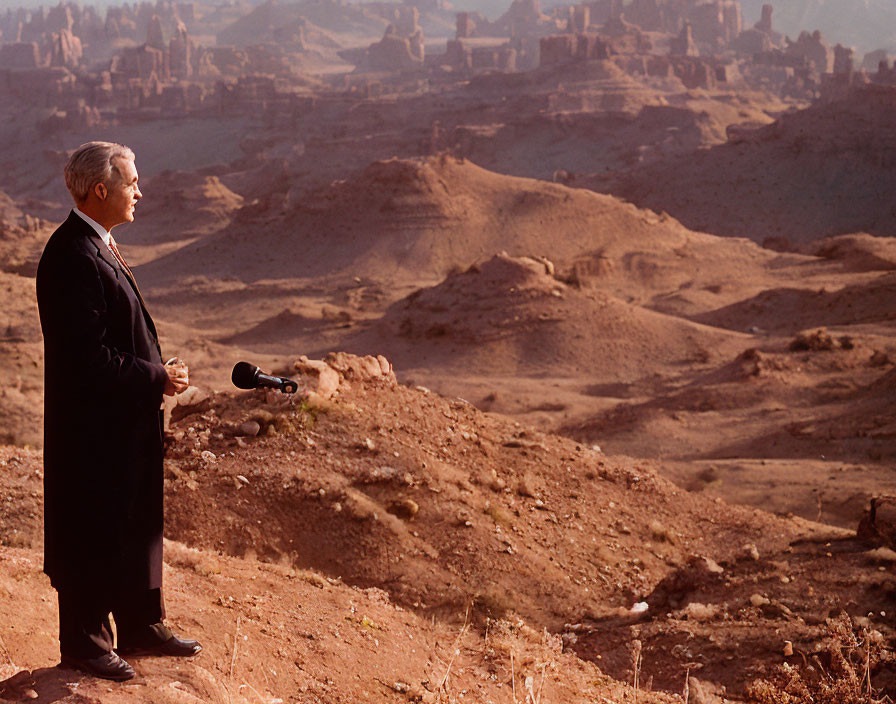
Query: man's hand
163,357,189,397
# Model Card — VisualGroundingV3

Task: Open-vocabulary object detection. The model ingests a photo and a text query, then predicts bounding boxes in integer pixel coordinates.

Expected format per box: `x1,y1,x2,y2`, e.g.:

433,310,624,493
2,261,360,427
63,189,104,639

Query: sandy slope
136,155,781,292
347,252,747,378
0,363,892,701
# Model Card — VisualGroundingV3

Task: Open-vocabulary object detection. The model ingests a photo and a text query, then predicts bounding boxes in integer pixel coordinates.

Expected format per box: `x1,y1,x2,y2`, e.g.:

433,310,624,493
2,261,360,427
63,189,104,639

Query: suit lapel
65,212,161,349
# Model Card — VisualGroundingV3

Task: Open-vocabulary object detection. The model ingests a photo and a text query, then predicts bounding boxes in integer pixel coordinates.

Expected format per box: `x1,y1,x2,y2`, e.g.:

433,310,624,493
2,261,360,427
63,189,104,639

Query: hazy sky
1,0,893,52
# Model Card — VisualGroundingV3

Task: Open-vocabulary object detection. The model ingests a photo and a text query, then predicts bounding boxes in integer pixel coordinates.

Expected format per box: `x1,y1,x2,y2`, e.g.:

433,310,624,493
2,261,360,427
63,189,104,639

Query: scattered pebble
238,421,261,437
741,543,760,561
750,593,770,607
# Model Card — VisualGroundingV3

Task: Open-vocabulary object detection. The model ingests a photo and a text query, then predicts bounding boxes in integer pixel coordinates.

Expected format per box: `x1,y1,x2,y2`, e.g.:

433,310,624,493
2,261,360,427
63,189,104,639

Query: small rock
761,600,794,619
749,593,770,607
866,547,896,563
517,472,539,498
238,421,261,437
170,386,211,422
682,602,718,621
237,475,250,485
177,385,209,407
741,543,760,561
783,640,794,656
388,499,419,520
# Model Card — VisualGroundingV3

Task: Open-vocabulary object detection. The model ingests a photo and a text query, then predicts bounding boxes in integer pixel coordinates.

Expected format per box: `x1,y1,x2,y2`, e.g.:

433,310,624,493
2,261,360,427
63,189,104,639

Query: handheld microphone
231,361,299,394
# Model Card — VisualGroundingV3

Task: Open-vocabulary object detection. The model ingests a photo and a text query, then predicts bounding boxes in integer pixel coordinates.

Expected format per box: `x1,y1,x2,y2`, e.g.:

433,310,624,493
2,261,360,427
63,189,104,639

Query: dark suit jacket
36,211,168,594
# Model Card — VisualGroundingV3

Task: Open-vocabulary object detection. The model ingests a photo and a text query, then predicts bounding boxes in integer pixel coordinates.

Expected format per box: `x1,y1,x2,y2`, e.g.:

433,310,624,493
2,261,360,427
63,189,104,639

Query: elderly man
36,141,201,682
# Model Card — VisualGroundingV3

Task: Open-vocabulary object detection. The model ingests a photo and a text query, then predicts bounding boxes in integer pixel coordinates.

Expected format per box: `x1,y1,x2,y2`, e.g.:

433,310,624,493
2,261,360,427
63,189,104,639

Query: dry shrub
164,539,222,576
485,503,514,527
649,520,674,543
246,402,317,437
746,614,893,704
473,589,513,619
788,329,846,352
295,569,329,589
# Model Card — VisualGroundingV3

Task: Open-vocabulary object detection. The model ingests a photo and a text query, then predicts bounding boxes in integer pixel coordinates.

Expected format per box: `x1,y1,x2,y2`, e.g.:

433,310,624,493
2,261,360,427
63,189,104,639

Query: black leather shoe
118,635,202,658
60,652,136,681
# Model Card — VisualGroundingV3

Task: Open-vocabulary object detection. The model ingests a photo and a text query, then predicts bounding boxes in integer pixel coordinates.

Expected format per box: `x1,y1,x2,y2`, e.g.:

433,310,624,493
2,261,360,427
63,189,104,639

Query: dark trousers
57,587,166,659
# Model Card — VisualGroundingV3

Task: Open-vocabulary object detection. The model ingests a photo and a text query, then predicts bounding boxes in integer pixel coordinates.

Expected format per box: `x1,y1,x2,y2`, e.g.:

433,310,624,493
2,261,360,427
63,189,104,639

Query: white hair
64,141,135,204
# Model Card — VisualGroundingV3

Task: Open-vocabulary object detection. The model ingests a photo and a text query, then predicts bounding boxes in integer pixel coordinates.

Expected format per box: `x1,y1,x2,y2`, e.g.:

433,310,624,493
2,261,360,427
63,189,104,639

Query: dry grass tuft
295,569,329,589
245,401,319,438
485,503,514,527
746,613,894,704
164,538,222,576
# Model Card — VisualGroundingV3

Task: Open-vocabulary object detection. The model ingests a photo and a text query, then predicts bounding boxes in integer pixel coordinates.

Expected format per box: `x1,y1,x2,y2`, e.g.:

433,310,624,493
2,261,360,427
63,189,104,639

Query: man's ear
94,182,107,200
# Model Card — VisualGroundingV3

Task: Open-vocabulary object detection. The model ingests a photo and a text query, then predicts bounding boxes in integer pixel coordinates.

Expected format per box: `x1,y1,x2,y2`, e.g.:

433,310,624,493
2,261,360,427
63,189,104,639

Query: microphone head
231,361,260,390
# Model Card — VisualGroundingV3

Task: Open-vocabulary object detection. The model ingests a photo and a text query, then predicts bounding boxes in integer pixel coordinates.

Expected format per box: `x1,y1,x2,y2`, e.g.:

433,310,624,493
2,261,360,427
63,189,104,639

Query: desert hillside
1,356,892,702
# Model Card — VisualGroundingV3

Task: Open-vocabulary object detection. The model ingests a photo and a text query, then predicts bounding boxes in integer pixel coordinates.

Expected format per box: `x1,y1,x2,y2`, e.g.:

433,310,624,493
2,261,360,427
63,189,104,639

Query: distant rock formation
624,0,741,47
733,3,781,55
670,23,699,57
540,33,610,66
784,30,832,73
863,49,890,74
345,7,425,73
367,23,425,71
169,20,194,78
146,14,166,50
49,28,82,69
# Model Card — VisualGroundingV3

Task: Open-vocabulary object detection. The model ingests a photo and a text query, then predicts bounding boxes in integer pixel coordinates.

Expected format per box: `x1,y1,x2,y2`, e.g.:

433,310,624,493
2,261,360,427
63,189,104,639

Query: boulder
293,356,341,399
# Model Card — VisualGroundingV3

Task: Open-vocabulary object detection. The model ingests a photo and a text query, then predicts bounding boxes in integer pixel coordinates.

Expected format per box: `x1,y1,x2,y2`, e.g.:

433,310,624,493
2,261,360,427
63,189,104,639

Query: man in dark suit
36,141,201,681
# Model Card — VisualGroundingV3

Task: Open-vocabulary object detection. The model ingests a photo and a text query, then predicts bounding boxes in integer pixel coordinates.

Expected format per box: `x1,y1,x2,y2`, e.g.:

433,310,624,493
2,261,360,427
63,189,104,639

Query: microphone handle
256,372,299,394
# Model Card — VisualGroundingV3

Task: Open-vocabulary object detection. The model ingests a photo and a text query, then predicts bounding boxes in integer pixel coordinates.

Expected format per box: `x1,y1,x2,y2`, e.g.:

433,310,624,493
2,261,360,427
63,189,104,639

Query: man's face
105,157,142,228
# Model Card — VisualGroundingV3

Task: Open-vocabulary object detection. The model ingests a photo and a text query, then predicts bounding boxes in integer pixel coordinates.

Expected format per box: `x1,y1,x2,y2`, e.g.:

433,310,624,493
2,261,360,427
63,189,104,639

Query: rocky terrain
0,358,892,703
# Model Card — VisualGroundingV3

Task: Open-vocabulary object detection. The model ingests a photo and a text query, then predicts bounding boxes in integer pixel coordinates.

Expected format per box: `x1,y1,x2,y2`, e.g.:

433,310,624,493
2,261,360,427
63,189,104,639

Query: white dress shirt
72,208,112,248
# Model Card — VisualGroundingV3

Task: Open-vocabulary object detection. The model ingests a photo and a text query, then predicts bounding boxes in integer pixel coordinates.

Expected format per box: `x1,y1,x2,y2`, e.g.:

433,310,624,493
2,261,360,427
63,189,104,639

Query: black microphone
231,361,299,393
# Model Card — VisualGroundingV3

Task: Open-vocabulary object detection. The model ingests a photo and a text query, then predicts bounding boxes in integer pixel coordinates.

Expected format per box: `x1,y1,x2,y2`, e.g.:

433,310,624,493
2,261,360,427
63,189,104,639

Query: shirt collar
73,208,111,246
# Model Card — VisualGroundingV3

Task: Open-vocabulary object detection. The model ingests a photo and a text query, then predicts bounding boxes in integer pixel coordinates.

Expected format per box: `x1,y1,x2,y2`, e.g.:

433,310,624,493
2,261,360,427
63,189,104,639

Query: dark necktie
107,236,135,281
106,234,161,355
